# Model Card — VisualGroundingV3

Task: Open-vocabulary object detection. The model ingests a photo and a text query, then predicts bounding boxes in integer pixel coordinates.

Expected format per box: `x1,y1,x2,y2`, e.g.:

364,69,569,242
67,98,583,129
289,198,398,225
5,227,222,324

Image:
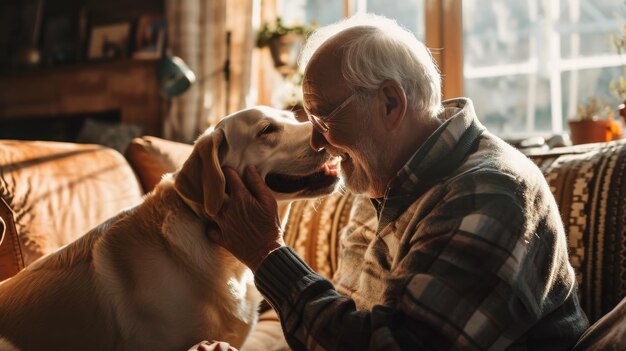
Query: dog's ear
174,130,226,217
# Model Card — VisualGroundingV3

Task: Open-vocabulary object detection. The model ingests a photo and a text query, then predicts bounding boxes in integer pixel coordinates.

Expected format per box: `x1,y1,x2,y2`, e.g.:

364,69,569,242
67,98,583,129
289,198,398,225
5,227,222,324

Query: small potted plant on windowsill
256,17,316,76
568,97,623,145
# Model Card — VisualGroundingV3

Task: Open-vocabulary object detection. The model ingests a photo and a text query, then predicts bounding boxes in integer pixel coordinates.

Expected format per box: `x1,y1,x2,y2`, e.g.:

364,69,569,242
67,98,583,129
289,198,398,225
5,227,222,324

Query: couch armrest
0,197,23,281
0,140,144,280
528,139,626,322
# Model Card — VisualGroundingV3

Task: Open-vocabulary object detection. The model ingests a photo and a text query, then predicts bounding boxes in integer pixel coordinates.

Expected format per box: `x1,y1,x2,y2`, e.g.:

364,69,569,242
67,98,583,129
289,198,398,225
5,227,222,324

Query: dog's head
174,106,340,218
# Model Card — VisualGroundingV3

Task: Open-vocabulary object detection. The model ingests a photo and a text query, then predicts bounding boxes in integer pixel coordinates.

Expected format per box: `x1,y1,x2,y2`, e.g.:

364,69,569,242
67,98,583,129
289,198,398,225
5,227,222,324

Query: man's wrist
249,241,285,273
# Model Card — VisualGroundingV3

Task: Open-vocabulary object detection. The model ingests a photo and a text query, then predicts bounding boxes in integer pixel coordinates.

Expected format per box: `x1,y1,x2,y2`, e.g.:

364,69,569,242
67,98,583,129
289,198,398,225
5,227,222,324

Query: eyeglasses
307,94,356,134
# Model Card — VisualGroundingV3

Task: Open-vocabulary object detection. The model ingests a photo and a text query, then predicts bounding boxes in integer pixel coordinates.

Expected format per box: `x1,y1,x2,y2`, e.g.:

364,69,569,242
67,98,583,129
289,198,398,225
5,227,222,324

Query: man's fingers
209,341,233,351
243,166,275,205
222,167,247,197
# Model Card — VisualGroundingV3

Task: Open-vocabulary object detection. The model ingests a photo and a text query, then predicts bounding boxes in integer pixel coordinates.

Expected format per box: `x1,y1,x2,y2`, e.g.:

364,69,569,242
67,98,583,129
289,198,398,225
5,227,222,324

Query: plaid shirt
255,98,588,351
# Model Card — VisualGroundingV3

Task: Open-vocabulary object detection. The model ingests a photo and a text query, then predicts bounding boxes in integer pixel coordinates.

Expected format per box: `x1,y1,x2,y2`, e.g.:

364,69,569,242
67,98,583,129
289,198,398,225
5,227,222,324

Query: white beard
340,137,378,195
339,118,392,197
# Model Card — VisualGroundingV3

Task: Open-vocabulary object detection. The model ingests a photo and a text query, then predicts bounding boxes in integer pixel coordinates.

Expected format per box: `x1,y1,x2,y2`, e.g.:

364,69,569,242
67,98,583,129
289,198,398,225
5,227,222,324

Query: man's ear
174,129,226,218
379,80,407,129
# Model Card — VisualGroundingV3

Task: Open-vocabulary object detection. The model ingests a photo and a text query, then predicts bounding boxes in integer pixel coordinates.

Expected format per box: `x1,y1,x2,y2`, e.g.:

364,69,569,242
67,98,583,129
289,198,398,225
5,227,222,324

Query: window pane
466,75,552,135
558,0,623,58
561,66,623,127
463,0,625,137
365,0,425,41
463,1,538,68
278,0,426,44
306,0,343,25
278,0,343,27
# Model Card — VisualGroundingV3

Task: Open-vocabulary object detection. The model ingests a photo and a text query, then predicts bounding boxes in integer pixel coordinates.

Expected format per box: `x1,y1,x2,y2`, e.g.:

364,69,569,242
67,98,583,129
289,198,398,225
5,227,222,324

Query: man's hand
208,166,285,272
187,340,238,351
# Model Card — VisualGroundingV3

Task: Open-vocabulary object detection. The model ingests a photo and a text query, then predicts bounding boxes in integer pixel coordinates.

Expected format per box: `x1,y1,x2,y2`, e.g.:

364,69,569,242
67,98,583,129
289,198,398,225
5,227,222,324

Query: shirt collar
388,98,483,197
375,98,485,230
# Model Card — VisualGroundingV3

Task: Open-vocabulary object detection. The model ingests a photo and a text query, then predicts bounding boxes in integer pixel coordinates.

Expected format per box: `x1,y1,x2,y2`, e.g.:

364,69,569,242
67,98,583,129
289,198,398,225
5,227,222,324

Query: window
277,0,425,41
463,0,625,137
279,0,343,27
271,0,625,138
272,0,426,108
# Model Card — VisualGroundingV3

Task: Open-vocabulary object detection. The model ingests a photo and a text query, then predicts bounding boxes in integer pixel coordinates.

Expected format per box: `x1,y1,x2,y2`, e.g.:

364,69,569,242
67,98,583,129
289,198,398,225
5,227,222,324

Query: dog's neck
167,177,212,222
125,175,253,260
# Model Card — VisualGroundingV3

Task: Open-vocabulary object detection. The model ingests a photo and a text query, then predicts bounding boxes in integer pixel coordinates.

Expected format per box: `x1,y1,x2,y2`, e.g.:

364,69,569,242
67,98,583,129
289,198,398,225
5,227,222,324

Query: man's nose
310,128,329,152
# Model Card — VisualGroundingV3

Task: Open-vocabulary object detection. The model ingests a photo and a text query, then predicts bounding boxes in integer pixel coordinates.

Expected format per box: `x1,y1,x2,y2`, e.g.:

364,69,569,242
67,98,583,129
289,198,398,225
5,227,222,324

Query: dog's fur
0,106,338,351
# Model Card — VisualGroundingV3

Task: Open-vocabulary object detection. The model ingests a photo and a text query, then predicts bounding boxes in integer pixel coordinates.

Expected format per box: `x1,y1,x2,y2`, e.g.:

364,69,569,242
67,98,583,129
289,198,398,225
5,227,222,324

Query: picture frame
87,22,131,61
133,14,165,60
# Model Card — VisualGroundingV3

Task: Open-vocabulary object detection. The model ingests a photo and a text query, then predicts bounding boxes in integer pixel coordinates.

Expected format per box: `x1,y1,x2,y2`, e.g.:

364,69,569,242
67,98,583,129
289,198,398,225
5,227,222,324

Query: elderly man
209,13,588,351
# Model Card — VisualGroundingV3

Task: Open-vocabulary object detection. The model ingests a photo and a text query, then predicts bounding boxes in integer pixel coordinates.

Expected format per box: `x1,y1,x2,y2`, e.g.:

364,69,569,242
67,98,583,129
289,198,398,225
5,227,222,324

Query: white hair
299,13,443,119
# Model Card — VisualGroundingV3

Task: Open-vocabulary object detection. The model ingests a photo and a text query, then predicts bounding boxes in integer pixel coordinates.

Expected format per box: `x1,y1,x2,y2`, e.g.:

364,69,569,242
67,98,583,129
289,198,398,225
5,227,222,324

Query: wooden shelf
0,58,163,136
0,58,160,78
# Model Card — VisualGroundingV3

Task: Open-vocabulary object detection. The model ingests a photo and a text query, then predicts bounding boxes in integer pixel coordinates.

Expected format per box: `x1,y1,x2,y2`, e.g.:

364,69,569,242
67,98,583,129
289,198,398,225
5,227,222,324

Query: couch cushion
0,140,144,280
125,136,193,193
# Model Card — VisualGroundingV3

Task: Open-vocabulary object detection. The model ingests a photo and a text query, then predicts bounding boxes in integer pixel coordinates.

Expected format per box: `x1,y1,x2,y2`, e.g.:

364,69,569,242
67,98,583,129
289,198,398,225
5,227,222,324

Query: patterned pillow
283,192,356,280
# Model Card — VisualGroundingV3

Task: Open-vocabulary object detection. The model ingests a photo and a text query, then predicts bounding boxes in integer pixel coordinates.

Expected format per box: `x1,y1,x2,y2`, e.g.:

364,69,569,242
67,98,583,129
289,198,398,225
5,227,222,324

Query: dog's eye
258,124,279,137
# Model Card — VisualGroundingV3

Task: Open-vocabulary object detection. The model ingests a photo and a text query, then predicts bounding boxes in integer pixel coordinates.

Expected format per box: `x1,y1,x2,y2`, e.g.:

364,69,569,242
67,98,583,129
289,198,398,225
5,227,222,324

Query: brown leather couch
0,137,199,280
1,136,625,349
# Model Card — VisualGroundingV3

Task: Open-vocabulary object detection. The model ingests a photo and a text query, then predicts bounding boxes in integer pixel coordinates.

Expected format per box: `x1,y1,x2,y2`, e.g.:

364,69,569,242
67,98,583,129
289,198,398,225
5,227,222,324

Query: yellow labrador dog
0,107,339,351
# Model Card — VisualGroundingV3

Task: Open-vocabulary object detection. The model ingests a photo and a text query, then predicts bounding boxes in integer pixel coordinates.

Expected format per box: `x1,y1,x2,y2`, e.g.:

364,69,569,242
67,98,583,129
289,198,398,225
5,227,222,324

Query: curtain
164,0,253,143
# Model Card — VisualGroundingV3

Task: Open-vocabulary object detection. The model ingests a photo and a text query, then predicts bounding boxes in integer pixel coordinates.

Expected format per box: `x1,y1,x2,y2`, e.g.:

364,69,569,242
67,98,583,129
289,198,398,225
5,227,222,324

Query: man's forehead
302,73,334,93
304,26,374,89
303,54,343,93
304,54,340,83
303,75,344,110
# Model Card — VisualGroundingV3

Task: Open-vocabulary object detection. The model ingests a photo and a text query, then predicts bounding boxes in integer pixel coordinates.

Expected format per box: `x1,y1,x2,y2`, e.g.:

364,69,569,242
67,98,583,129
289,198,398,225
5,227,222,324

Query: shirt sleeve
255,246,389,351
256,244,481,351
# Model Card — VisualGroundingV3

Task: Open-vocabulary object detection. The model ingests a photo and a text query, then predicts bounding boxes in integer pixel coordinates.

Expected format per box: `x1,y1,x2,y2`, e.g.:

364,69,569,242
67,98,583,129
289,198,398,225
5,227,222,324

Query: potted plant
569,97,623,145
256,17,315,75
